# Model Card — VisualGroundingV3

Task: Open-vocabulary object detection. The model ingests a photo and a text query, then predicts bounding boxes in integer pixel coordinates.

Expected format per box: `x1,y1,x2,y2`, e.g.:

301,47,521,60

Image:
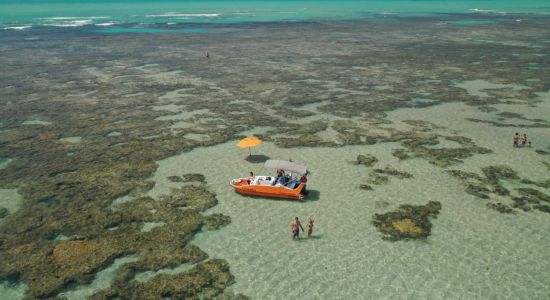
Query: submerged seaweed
448,165,550,214
356,154,378,167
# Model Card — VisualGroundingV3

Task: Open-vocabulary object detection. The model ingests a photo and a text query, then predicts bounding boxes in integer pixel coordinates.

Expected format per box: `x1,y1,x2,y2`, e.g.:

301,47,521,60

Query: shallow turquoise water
2,0,550,29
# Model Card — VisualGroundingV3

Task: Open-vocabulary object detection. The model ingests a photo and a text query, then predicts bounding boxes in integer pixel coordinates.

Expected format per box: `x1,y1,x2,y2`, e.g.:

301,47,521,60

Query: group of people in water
513,132,531,147
290,216,315,240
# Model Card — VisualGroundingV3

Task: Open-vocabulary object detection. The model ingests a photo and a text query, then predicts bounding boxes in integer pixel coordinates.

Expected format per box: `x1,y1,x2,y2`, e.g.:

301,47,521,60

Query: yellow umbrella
237,136,262,156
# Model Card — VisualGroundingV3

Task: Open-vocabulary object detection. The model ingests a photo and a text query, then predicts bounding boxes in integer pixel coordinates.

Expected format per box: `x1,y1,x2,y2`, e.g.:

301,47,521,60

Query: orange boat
230,160,308,200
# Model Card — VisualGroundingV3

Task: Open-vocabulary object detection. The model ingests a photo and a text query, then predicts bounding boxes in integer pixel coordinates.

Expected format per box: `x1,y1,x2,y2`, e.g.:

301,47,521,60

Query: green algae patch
391,149,411,160
90,259,240,300
373,166,413,179
356,154,378,167
448,165,550,214
0,207,7,219
487,203,516,214
373,201,442,241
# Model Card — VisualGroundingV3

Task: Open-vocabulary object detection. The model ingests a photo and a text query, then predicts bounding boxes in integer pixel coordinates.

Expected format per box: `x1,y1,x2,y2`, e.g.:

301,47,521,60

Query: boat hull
230,178,305,200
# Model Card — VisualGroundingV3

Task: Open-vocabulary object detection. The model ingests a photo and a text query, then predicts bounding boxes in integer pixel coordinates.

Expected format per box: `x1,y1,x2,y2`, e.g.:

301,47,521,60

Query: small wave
146,13,220,18
96,22,117,27
3,25,32,30
470,8,507,15
39,16,109,20
48,20,93,27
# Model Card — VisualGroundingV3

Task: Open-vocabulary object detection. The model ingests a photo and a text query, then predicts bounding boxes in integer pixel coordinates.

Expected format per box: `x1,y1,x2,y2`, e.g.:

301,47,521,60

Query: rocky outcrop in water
448,165,550,214
373,201,442,241
0,185,233,298
356,154,378,167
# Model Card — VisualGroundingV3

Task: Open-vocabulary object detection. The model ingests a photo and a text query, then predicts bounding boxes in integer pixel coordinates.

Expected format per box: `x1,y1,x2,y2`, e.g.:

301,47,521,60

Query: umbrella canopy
237,136,262,148
237,136,262,155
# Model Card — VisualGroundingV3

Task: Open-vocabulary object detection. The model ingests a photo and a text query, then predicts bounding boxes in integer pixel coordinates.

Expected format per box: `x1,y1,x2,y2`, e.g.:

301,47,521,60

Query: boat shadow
245,154,270,163
304,189,320,202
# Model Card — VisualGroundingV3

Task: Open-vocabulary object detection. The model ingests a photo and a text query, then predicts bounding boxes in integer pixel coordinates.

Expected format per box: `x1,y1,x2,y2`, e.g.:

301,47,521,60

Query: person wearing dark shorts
290,217,304,240
513,132,519,147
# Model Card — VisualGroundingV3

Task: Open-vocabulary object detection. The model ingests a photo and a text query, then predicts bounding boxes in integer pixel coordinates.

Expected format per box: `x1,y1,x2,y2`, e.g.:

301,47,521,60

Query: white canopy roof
264,159,307,175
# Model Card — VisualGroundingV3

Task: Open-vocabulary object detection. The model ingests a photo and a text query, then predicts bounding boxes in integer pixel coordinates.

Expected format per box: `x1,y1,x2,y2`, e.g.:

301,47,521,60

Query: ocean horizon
2,0,550,31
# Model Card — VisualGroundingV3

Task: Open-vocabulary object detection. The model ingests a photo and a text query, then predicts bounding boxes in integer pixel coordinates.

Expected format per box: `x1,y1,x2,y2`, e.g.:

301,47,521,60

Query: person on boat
290,217,304,240
300,174,308,195
274,169,284,185
205,51,210,59
521,133,527,146
306,216,315,238
247,171,254,184
513,132,519,147
281,173,290,185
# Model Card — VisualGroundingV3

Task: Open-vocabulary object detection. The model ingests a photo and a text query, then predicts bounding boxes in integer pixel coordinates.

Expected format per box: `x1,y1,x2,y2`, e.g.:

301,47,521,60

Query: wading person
290,217,304,240
521,133,527,146
513,132,519,147
306,216,315,238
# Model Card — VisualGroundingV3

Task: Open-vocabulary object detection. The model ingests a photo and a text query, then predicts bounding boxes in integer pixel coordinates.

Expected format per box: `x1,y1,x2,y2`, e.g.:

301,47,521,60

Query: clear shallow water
145,93,550,298
2,0,550,30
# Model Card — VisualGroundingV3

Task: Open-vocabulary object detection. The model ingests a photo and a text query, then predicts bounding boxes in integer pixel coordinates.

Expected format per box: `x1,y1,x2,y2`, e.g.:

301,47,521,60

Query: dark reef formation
0,185,237,298
356,154,378,167
373,201,442,241
0,206,8,219
448,166,550,214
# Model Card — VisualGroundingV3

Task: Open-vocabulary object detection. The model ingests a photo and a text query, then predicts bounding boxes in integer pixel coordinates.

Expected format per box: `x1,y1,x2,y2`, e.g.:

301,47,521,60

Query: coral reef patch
0,185,234,298
373,201,442,241
448,165,550,214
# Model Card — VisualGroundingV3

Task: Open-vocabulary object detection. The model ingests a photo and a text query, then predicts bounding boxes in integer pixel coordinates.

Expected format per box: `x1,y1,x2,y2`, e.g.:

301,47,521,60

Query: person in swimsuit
521,133,527,146
300,174,308,195
513,132,519,147
306,216,315,238
290,217,304,240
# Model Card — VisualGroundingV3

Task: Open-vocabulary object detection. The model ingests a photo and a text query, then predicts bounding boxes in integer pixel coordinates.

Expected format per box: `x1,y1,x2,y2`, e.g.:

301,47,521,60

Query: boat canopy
263,159,307,175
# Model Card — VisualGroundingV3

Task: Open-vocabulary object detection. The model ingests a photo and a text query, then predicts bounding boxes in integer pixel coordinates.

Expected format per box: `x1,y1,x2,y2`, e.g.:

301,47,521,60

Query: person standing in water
290,217,304,240
521,133,527,146
513,132,519,147
306,216,315,238
205,51,210,59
